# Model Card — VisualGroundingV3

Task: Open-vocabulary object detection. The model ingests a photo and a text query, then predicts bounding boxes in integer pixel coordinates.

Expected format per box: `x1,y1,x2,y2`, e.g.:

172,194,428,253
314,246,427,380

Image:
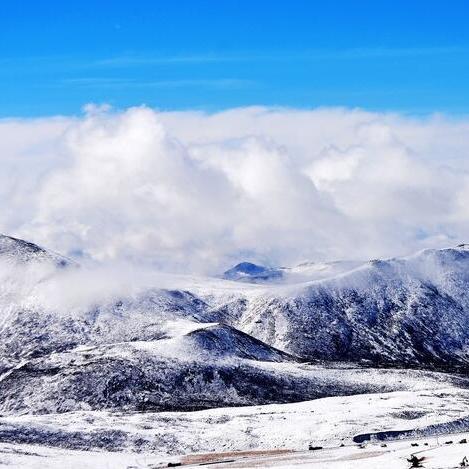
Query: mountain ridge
1,234,469,414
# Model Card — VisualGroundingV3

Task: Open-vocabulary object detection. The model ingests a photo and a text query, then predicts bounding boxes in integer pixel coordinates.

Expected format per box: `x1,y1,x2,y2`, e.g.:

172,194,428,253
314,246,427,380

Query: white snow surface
1,385,469,468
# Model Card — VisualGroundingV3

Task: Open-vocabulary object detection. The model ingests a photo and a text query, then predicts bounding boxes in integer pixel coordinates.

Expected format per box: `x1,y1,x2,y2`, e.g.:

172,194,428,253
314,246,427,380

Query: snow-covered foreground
1,383,469,468
179,438,469,468
3,435,469,468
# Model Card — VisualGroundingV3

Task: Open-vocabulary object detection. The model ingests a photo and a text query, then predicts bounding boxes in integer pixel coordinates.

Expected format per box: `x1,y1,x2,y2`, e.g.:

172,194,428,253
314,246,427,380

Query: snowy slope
216,247,469,370
0,234,74,267
0,383,469,463
5,327,463,414
1,234,469,417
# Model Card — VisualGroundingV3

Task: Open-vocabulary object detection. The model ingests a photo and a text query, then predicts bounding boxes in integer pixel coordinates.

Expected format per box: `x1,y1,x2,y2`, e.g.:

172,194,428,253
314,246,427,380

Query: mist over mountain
1,233,469,421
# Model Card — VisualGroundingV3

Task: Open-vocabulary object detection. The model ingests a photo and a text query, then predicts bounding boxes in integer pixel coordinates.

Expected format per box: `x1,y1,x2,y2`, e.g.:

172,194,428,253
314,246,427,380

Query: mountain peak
0,234,73,268
223,261,283,282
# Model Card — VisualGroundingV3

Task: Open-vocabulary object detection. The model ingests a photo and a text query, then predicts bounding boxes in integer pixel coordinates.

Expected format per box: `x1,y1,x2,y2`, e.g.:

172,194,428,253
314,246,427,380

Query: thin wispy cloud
2,46,464,69
92,46,467,68
94,54,232,67
61,77,254,90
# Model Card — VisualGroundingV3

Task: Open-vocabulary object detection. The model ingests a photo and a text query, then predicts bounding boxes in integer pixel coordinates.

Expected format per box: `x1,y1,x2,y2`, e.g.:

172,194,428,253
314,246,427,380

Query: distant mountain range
1,234,469,414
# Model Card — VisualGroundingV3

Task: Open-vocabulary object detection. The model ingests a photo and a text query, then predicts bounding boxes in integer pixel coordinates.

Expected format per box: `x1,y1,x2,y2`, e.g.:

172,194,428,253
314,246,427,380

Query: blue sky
1,0,469,116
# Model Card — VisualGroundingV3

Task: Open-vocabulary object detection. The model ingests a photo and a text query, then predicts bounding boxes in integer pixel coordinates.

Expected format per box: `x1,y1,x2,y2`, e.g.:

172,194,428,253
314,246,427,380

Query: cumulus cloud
1,106,469,273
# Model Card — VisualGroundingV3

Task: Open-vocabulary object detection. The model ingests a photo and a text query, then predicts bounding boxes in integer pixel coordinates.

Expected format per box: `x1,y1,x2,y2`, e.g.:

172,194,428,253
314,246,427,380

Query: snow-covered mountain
0,234,74,267
1,233,469,417
222,247,469,370
223,261,284,282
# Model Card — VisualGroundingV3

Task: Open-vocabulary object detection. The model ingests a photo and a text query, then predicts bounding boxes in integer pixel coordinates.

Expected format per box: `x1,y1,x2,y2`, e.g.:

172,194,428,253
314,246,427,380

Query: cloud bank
2,106,469,273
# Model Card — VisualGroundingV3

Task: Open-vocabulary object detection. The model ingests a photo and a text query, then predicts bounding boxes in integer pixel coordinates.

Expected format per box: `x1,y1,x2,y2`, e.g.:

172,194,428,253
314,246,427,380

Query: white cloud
2,106,469,273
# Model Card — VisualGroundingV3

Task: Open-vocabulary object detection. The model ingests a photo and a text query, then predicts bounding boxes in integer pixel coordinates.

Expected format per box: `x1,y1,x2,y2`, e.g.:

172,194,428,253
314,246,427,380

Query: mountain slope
0,234,74,267
221,247,469,370
1,235,469,416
